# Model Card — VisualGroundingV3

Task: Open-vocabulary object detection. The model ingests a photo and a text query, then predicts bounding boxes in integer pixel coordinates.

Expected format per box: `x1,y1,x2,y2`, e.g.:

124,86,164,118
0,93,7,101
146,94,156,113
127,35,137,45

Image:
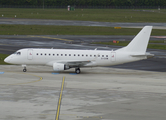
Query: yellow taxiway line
55,76,65,120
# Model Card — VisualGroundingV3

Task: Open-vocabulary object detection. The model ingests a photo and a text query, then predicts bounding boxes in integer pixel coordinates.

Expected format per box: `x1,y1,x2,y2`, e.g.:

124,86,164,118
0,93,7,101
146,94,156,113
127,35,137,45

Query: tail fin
123,26,152,53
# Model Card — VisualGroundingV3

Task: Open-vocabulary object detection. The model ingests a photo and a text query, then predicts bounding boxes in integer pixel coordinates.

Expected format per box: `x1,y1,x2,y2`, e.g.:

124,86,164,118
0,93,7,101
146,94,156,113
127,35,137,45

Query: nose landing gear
22,65,27,72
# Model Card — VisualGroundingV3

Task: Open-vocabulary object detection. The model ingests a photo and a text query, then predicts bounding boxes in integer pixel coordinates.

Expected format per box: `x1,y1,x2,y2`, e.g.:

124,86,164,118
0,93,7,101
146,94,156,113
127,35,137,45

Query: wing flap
46,60,92,67
64,60,91,67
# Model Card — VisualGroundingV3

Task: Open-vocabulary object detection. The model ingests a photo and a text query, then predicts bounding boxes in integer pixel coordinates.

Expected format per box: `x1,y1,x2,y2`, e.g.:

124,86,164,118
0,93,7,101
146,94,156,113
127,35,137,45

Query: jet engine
53,63,70,71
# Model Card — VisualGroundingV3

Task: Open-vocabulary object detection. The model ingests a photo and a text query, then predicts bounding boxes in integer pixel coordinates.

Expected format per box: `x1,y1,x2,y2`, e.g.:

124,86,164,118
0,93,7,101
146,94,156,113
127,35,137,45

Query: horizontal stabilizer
131,53,154,58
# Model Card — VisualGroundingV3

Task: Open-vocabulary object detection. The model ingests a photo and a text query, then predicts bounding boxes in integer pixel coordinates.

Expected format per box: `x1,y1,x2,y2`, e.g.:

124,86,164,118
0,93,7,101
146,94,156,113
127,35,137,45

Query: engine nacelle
53,63,70,71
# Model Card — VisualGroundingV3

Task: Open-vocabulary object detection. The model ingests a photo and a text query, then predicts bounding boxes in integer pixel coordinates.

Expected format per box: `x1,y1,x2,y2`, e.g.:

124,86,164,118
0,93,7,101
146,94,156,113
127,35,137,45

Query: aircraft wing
60,60,92,67
46,60,92,67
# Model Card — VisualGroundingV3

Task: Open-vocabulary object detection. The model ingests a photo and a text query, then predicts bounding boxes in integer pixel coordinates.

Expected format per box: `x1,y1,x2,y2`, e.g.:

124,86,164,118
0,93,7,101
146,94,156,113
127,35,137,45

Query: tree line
1,0,166,6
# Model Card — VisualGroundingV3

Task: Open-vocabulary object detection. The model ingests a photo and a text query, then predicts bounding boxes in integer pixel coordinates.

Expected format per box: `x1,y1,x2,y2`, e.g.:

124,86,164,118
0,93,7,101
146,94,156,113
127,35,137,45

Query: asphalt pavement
0,18,166,29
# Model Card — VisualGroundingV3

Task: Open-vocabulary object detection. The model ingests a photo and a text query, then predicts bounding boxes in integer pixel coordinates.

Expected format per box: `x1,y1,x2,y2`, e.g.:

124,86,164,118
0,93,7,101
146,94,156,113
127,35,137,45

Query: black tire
23,69,27,72
75,68,80,74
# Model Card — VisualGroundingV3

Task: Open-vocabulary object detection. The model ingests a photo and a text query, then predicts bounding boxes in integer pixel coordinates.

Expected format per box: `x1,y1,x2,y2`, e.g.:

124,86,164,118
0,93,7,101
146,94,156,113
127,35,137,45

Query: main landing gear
22,65,27,72
23,68,27,72
75,68,81,74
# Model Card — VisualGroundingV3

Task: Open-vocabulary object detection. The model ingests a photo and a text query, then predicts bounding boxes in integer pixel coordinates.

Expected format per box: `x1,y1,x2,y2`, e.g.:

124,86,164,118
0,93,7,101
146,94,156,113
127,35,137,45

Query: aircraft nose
4,57,10,63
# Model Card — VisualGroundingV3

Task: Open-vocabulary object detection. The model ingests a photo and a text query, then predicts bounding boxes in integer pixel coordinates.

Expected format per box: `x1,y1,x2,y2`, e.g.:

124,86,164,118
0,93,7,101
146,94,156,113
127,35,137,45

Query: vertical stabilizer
124,26,152,53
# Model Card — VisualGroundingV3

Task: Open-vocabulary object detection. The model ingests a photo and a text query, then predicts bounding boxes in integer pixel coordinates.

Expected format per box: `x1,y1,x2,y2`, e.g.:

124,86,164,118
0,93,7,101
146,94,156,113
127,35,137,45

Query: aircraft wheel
75,68,81,74
23,68,27,72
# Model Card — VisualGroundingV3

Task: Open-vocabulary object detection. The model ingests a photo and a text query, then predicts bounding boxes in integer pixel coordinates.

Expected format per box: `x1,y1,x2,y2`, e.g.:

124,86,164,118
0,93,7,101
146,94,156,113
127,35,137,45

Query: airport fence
0,5,166,9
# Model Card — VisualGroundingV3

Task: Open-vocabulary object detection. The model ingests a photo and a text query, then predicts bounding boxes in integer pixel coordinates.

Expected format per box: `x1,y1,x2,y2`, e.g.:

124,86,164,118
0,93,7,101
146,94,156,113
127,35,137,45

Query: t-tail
117,26,154,58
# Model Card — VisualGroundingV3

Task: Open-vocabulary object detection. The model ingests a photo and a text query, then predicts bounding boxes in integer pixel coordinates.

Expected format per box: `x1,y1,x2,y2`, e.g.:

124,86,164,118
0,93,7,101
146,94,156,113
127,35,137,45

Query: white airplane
4,26,153,74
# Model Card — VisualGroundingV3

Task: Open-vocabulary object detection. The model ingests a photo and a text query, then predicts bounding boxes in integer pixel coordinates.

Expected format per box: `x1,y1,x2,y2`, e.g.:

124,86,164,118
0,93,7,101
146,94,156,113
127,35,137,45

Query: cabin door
27,49,33,60
111,52,116,61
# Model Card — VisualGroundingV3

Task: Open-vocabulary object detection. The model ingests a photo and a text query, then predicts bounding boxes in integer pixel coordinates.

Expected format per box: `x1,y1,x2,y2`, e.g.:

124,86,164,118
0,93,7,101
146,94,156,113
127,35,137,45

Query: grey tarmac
0,65,166,120
1,18,166,29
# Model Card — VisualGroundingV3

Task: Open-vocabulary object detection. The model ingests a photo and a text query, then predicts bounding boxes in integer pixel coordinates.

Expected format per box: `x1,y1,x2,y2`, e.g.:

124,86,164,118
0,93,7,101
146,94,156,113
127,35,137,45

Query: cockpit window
17,52,21,55
14,51,21,55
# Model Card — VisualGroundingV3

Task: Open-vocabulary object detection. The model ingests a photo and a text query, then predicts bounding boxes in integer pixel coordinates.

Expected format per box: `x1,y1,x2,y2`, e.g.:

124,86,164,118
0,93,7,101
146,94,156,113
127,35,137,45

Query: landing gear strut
22,65,27,72
75,68,81,74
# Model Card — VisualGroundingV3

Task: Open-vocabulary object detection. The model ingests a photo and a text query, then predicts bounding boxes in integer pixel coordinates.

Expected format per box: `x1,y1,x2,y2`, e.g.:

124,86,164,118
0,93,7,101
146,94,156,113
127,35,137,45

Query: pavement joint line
55,76,65,120
30,36,73,42
40,114,76,116
76,116,102,118
5,72,43,85
40,114,102,118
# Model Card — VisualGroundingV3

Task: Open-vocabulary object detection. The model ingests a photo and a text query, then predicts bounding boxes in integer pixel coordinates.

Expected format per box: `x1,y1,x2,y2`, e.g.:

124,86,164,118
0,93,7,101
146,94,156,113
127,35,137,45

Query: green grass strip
148,44,166,50
1,8,166,23
0,25,166,35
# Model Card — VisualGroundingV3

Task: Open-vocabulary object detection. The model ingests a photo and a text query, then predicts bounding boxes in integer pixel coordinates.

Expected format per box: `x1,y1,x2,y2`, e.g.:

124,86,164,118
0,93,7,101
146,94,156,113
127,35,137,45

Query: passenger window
102,55,104,57
61,54,63,56
45,53,47,56
98,55,100,57
69,54,71,56
90,55,92,57
74,54,76,56
41,53,42,55
53,54,55,56
57,54,59,56
94,55,96,57
78,54,80,56
86,55,88,57
49,54,51,56
82,54,84,56
106,55,108,57
65,54,67,56
37,53,38,55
